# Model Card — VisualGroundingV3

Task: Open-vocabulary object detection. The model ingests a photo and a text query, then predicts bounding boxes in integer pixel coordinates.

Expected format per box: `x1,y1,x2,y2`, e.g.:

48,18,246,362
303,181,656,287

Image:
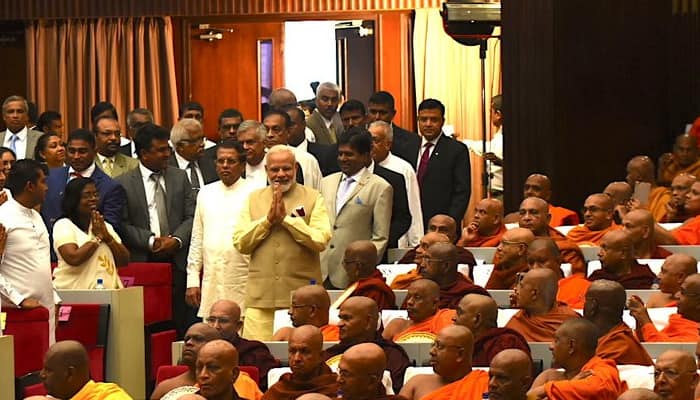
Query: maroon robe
230,335,279,390
587,261,656,289
400,274,490,309
351,270,397,310
472,327,531,367
262,363,339,400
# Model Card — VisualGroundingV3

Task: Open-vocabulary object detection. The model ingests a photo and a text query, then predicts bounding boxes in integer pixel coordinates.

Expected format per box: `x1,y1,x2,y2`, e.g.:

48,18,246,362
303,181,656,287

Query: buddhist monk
324,297,410,393
506,268,580,342
618,389,662,400
653,350,699,400
629,273,700,342
399,326,489,400
396,214,477,268
457,198,507,247
208,300,278,388
384,279,454,341
488,349,533,400
334,240,396,311
273,285,339,341
453,293,530,366
390,232,451,290
566,193,619,245
647,254,698,308
416,242,489,307
589,230,657,289
655,181,700,245
487,228,535,289
336,343,405,400
504,173,580,226
605,181,633,225
263,326,339,400
658,134,700,187
623,209,672,258
583,280,653,365
193,340,242,400
518,196,588,275
39,340,131,400
297,395,332,400
528,319,627,399
626,155,671,222
662,173,697,222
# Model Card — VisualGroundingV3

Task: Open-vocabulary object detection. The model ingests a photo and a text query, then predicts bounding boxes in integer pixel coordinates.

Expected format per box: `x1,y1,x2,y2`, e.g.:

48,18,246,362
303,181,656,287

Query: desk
0,335,14,400
58,287,145,399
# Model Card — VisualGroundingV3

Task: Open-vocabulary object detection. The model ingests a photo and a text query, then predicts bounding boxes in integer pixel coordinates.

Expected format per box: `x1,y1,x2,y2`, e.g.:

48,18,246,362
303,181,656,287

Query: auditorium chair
55,303,110,381
3,307,50,400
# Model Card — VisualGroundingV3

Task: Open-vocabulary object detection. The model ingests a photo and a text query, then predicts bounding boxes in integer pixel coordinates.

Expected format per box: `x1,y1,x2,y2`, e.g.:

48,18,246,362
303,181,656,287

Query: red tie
70,172,83,179
417,142,433,186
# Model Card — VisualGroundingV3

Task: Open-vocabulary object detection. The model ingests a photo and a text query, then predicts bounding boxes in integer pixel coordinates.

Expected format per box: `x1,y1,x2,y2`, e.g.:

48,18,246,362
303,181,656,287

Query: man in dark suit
168,118,218,191
367,91,421,169
286,106,339,176
116,123,196,336
372,162,411,251
121,108,154,157
204,108,243,160
412,99,471,229
305,82,344,145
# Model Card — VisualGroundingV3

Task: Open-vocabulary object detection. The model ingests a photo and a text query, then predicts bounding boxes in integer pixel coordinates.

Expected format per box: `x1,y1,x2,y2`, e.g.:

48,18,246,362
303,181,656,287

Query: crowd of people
2,85,700,399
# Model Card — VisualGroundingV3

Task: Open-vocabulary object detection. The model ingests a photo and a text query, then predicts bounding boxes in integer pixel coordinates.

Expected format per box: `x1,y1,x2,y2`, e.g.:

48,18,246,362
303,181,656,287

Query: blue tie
8,134,19,154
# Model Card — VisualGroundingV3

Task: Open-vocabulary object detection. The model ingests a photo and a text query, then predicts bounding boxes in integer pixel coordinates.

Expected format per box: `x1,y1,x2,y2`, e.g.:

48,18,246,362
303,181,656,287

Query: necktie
336,176,355,213
69,171,83,180
150,173,170,236
188,162,201,190
103,158,114,176
329,124,337,144
417,142,433,186
8,134,19,153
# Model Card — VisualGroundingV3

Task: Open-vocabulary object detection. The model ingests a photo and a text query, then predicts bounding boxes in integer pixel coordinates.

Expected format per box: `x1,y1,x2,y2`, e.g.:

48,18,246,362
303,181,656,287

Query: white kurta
0,198,60,343
292,147,323,190
379,153,424,247
186,178,257,317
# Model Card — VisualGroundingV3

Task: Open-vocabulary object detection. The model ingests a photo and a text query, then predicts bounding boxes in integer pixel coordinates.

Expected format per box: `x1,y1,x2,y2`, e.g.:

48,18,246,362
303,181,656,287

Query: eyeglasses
654,368,696,380
206,316,233,324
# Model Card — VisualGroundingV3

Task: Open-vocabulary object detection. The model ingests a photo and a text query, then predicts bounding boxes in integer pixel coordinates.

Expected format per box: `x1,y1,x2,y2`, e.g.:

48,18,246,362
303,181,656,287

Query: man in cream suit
1,95,42,160
93,116,138,178
320,127,393,289
305,82,344,145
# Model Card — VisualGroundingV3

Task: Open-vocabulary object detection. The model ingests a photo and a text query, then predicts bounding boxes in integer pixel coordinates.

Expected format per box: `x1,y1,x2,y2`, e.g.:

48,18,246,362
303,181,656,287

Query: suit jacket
320,169,393,288
116,166,195,271
306,109,344,145
410,134,471,227
95,153,139,178
373,164,411,249
390,124,421,169
307,142,339,176
0,128,43,160
168,153,219,186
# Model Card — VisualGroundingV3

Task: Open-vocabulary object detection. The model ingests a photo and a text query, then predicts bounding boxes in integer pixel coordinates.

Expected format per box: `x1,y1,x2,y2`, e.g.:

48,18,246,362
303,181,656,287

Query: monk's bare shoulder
273,326,293,341
646,292,673,308
382,318,410,340
399,373,444,400
531,368,566,388
151,375,191,400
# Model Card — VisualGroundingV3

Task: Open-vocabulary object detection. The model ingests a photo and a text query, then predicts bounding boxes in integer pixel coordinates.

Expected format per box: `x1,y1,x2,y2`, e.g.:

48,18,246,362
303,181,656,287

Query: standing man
116,123,196,336
236,120,268,189
93,116,138,178
204,108,244,160
339,100,367,131
366,91,421,167
169,118,219,192
0,159,60,343
179,101,218,152
306,82,344,145
234,145,331,340
1,95,43,160
286,107,338,176
121,108,154,157
186,140,257,318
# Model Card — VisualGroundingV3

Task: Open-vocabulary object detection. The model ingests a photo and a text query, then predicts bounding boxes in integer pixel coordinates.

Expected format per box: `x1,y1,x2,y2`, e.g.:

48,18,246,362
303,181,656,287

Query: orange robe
640,313,700,342
547,227,587,275
457,225,507,247
71,380,131,400
658,158,700,186
648,186,672,222
596,322,653,366
485,259,529,290
549,204,580,227
543,356,628,400
320,324,340,341
557,273,591,309
421,369,489,400
565,224,620,246
393,309,456,341
236,372,264,400
672,215,700,245
505,302,581,342
390,268,420,290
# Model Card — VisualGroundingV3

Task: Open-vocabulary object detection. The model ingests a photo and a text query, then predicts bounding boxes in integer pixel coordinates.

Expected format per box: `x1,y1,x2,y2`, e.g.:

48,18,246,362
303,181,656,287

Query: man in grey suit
305,82,345,145
116,123,196,336
93,116,139,178
168,118,218,192
320,128,393,289
1,95,42,160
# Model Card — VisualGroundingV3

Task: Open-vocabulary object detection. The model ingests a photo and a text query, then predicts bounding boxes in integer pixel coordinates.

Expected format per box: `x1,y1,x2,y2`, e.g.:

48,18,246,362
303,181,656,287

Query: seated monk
297,395,333,400
391,231,451,290
518,197,587,275
335,343,406,400
527,237,590,309
399,325,489,400
528,319,628,400
654,350,699,400
618,389,662,400
623,209,672,259
193,340,245,400
488,349,534,400
506,268,581,342
38,340,132,400
453,293,530,366
647,254,698,308
588,230,656,289
152,323,262,400
273,285,338,341
384,279,455,341
662,173,697,223
324,297,410,394
503,173,580,226
629,273,700,342
626,155,671,222
456,198,507,247
262,326,339,400
416,242,489,308
566,193,619,246
604,181,633,225
657,134,700,187
654,181,700,245
583,280,653,366
487,228,535,289
333,240,396,311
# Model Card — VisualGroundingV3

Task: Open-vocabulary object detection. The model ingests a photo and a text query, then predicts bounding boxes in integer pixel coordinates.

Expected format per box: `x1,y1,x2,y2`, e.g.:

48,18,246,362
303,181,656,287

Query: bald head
599,230,634,271
41,340,91,398
454,293,499,334
519,197,551,236
430,325,475,379
618,389,662,400
290,285,331,327
558,319,600,356
341,342,387,375
269,88,298,109
297,395,333,400
209,300,241,321
182,323,221,366
654,350,699,400
583,193,614,230
289,324,323,352
428,214,458,242
488,349,533,400
208,300,242,341
294,285,331,310
503,227,536,244
196,340,239,398
605,181,633,206
584,279,626,323
427,241,458,266
344,240,380,282
527,237,561,275
338,344,389,399
406,279,441,321
626,156,656,185
288,325,324,378
408,278,441,299
346,240,378,266
338,296,379,342
523,174,552,201
662,254,698,277
674,134,699,167
473,198,504,235
528,267,559,305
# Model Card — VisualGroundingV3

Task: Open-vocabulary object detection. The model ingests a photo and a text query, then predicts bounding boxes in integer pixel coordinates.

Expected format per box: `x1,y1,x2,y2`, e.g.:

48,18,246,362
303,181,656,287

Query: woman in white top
52,177,130,289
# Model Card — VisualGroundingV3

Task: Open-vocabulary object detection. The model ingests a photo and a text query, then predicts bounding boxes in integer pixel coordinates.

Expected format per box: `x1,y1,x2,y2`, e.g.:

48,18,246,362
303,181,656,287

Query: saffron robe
399,274,489,309
557,273,591,309
587,261,656,289
472,327,531,367
320,324,340,341
456,225,507,247
596,322,653,366
648,186,672,222
672,215,700,245
547,227,587,275
334,270,396,310
485,259,528,290
420,370,489,400
505,302,581,342
393,247,477,288
640,313,699,342
549,204,580,227
658,158,700,186
71,380,132,400
565,224,620,246
261,363,339,400
543,356,627,400
393,309,456,341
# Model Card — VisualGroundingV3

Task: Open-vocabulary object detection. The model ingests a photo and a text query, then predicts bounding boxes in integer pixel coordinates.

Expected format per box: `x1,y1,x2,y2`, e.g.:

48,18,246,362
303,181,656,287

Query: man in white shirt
236,120,269,189
368,120,424,247
0,159,60,343
286,107,338,176
0,95,43,160
169,118,219,192
484,94,503,196
185,140,256,318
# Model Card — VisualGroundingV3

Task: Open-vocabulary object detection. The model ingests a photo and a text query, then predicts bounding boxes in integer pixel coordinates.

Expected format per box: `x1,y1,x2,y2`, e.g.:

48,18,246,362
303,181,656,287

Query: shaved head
584,279,626,322
488,349,533,400
599,230,634,272
527,237,561,275
528,268,559,306
338,296,379,342
337,343,387,400
415,231,451,265
288,325,324,378
196,340,239,399
41,340,91,399
654,350,699,400
518,197,551,236
341,342,387,375
431,325,475,379
582,193,614,230
622,209,655,247
208,300,242,341
428,214,458,242
552,319,600,371
344,240,380,282
290,285,331,327
605,181,633,206
182,323,221,366
658,254,698,295
454,293,499,334
289,324,323,352
472,198,504,235
503,227,536,244
618,388,662,400
523,174,552,201
674,134,699,167
297,395,333,400
626,156,656,185
406,279,441,321
269,88,298,109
